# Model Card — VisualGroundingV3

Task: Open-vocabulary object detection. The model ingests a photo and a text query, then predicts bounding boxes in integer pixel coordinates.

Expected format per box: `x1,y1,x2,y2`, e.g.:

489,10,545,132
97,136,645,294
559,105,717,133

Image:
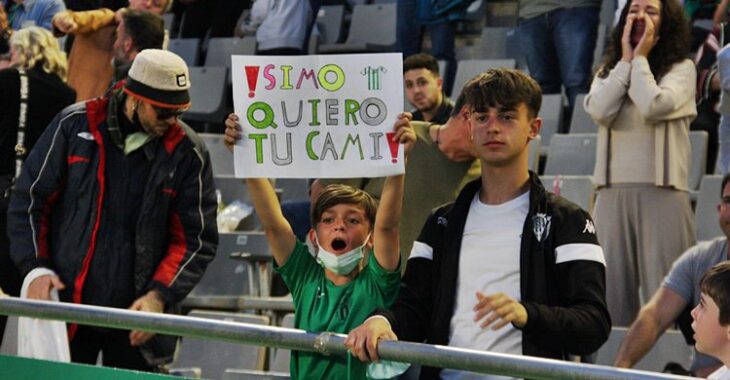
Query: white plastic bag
17,268,71,362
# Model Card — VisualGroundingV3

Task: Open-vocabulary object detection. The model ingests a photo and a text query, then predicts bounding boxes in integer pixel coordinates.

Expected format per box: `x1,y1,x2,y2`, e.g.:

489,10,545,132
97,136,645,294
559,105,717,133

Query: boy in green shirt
224,113,415,379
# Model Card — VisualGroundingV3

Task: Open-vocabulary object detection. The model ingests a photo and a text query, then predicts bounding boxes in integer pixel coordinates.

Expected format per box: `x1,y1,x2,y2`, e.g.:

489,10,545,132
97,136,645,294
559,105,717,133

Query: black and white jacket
378,172,611,379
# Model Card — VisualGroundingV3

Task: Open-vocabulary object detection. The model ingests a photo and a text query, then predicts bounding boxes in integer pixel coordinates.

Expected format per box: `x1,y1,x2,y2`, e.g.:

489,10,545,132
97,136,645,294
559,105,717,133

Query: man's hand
620,13,636,62
52,11,78,34
224,113,242,153
0,3,9,32
393,112,416,156
27,274,65,300
433,111,477,162
128,290,165,346
345,317,398,362
473,291,527,330
114,7,128,23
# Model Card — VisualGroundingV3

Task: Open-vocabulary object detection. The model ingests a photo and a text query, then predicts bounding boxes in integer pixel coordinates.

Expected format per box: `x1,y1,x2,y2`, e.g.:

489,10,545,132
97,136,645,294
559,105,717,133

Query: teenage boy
224,113,415,379
691,261,730,380
345,68,610,379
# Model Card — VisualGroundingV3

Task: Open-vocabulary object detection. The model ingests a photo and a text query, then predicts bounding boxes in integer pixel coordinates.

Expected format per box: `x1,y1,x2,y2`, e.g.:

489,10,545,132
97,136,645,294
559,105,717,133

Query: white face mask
315,234,370,275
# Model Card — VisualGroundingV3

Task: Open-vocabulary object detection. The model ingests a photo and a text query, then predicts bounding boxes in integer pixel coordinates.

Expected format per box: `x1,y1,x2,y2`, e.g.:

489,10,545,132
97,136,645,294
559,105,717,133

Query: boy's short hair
700,261,730,325
460,68,542,119
403,53,440,77
311,184,378,228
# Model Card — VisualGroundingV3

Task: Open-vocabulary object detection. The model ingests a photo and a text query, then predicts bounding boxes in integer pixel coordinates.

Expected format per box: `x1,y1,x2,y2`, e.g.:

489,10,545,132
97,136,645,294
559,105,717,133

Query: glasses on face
152,105,186,121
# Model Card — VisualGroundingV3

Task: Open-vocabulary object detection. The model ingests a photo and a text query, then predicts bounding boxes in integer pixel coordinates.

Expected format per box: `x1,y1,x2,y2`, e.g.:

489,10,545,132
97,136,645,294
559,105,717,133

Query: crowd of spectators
1,0,730,379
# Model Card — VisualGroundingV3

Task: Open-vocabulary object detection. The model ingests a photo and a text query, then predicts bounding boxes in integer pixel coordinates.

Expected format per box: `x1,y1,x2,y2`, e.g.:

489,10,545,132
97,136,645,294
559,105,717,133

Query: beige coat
56,8,116,102
584,57,697,191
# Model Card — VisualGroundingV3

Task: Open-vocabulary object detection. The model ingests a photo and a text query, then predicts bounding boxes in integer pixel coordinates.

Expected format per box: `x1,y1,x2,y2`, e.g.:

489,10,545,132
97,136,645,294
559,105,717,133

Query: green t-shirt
276,240,401,380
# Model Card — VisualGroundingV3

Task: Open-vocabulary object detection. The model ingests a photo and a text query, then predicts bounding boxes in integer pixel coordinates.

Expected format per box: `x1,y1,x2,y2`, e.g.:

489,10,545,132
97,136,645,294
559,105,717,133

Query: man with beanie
7,49,218,371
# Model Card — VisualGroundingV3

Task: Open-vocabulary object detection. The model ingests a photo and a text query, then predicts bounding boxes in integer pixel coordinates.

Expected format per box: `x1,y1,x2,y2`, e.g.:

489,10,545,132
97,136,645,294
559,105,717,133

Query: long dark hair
597,0,690,80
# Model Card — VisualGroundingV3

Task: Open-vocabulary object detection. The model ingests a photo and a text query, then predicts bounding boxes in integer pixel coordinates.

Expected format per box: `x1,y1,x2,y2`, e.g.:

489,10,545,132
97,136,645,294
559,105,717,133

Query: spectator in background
51,0,171,101
690,261,730,380
404,53,453,124
517,0,600,115
1,0,65,30
0,25,75,354
247,0,310,55
585,0,697,327
613,174,730,378
174,0,249,39
397,0,471,95
111,9,164,82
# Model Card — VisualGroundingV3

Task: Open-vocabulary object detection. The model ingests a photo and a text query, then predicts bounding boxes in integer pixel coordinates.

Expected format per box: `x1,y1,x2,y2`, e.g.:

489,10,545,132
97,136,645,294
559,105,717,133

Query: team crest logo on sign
532,213,551,242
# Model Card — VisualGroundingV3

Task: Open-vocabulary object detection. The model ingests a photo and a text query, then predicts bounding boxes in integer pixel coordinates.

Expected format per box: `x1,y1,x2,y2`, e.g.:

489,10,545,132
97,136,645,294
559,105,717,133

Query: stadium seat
695,175,724,241
540,175,595,211
183,67,228,126
449,59,517,98
569,94,597,134
168,38,200,67
689,130,709,191
595,327,692,372
205,37,257,67
318,4,397,53
200,133,234,176
223,370,290,379
173,311,270,380
316,5,345,46
538,94,564,148
473,27,524,67
543,133,597,176
270,313,295,373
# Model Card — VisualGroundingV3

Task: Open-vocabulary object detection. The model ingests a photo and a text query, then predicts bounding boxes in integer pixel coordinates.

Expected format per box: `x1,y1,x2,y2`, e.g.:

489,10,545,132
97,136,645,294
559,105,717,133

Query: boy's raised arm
373,113,415,272
225,114,296,266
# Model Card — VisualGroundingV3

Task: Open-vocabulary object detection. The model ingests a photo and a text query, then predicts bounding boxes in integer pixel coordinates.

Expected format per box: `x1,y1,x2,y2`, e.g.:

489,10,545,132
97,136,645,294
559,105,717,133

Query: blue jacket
4,0,66,31
416,0,471,25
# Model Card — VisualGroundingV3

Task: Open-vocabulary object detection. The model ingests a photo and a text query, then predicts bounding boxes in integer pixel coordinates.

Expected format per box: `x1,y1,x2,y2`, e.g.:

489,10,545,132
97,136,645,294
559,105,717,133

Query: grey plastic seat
595,327,692,372
316,5,345,46
538,94,564,148
695,175,724,241
168,38,199,66
540,175,595,211
223,370,290,380
569,94,597,134
474,27,524,67
543,133,597,176
183,67,228,124
187,232,256,297
205,37,257,67
318,4,397,53
449,59,517,98
689,130,709,191
270,313,295,373
274,179,311,203
173,311,269,380
200,133,233,176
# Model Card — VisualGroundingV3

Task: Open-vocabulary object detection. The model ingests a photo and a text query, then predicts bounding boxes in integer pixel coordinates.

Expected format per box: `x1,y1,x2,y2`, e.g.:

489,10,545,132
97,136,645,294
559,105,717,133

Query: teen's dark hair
699,261,730,325
122,10,165,52
403,53,440,77
311,184,378,229
460,68,542,118
598,0,690,80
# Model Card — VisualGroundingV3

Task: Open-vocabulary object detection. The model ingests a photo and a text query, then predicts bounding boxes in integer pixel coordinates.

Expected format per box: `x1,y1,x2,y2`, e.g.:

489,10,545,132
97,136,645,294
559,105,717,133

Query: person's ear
528,117,542,141
437,76,443,91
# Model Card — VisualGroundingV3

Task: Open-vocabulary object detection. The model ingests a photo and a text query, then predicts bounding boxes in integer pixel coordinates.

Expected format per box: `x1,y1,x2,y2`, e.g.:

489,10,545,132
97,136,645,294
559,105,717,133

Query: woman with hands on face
584,0,697,326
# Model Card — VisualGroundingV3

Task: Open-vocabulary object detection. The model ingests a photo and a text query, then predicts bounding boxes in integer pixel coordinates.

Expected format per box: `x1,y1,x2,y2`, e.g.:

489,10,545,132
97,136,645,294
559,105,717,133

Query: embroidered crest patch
532,213,551,242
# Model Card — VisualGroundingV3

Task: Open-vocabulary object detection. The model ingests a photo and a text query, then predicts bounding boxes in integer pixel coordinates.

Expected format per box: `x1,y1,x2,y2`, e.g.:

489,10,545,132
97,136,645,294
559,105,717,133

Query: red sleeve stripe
67,155,90,164
153,210,187,286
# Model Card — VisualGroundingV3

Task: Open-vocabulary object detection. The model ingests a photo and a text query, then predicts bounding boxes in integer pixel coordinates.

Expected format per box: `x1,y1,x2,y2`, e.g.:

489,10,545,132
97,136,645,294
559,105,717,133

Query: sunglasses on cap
152,105,187,120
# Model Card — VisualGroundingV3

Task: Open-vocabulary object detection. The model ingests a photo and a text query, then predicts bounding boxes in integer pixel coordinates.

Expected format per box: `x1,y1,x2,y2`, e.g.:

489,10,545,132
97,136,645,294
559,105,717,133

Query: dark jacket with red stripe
7,91,218,349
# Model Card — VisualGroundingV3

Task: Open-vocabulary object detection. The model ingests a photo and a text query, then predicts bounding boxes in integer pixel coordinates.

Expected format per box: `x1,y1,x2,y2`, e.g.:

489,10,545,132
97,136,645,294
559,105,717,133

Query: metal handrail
0,297,697,380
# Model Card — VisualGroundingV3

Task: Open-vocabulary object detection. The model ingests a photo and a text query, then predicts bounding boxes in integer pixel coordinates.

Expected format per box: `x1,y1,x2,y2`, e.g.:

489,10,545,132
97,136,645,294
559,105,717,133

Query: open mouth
331,238,347,252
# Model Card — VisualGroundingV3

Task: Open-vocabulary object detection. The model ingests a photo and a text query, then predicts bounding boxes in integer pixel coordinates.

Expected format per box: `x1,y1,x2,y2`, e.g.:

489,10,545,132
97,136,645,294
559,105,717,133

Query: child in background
691,261,730,379
224,112,415,379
